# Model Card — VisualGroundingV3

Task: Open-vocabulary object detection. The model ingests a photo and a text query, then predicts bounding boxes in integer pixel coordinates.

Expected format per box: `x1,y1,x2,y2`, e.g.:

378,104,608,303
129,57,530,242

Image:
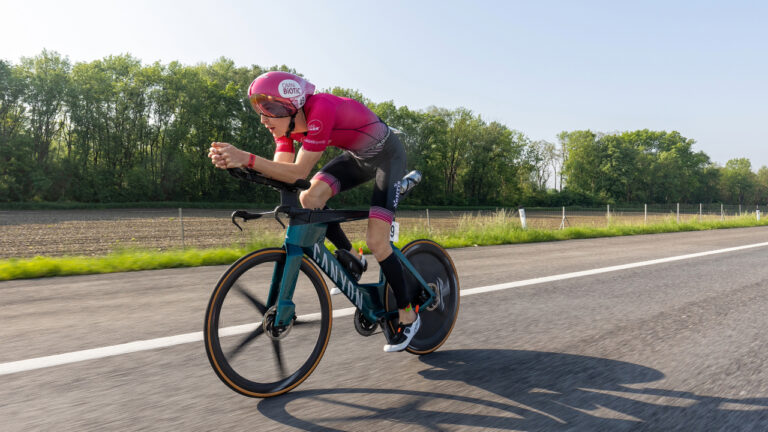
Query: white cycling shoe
383,315,421,352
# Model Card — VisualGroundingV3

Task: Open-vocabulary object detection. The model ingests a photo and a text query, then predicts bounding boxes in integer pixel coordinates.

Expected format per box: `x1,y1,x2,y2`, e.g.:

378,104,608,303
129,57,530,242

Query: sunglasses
248,94,296,118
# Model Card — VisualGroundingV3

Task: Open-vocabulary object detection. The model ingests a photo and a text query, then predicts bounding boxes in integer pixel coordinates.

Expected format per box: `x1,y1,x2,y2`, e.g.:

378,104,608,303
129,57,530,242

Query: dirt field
0,208,748,259
0,209,447,259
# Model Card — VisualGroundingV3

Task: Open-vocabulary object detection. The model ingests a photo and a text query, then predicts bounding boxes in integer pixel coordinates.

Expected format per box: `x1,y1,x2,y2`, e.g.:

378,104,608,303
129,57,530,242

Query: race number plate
390,221,400,242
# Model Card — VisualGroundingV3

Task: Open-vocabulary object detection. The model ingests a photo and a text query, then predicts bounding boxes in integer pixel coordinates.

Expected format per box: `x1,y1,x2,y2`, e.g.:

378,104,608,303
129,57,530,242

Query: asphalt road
2,228,768,431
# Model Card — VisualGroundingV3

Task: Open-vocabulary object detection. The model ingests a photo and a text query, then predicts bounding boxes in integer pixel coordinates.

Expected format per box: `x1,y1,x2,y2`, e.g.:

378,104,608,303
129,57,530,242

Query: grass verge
2,213,767,281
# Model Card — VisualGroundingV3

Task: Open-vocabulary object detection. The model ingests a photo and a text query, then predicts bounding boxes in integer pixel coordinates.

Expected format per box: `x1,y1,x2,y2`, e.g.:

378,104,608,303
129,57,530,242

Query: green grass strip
0,248,246,281
2,214,767,281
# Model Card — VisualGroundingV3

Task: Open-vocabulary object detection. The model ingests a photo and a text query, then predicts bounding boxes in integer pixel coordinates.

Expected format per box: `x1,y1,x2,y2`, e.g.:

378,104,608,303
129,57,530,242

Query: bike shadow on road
256,349,768,431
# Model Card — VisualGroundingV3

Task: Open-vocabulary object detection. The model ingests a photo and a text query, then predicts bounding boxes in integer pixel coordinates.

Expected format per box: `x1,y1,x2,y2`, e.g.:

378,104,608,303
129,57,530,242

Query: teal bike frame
269,217,436,328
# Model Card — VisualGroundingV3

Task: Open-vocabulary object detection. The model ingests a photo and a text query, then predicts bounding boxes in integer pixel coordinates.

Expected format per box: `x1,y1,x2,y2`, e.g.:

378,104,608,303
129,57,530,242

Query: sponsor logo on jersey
308,119,323,135
303,138,326,145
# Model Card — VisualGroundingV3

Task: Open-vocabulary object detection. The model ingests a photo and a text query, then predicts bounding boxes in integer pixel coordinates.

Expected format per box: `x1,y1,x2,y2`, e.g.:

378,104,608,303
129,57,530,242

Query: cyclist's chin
267,127,284,137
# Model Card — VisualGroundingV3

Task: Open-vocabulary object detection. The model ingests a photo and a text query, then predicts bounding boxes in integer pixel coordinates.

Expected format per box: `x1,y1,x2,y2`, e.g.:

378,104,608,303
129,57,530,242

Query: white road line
2,241,768,376
462,241,768,296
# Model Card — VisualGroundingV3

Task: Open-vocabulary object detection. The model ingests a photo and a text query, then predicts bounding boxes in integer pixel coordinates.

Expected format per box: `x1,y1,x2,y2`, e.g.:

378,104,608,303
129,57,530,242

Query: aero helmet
247,71,315,118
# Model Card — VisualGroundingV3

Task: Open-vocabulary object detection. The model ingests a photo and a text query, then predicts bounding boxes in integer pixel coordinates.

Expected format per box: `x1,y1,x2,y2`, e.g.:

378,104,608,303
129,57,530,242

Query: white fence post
644,203,647,225
426,208,430,228
559,206,566,230
677,203,680,223
606,204,610,225
721,203,724,221
519,208,527,229
699,203,702,222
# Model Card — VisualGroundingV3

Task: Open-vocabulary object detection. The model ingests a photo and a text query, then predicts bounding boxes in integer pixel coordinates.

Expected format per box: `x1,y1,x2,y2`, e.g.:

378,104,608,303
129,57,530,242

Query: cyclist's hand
209,142,249,169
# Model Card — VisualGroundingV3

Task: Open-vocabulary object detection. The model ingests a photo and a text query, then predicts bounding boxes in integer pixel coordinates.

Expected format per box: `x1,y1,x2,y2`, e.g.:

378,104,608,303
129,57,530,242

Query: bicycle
204,168,460,398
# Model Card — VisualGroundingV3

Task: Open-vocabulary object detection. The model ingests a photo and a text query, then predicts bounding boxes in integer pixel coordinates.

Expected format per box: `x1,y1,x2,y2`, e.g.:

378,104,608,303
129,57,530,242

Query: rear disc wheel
385,239,460,354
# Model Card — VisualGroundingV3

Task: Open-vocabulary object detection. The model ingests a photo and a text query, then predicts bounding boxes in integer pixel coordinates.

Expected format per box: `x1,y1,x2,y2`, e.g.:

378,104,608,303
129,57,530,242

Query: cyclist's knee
299,190,327,209
366,231,391,260
300,181,332,209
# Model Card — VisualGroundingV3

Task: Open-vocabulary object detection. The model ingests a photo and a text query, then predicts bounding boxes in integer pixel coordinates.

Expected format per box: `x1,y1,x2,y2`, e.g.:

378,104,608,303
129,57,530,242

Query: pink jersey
274,93,389,156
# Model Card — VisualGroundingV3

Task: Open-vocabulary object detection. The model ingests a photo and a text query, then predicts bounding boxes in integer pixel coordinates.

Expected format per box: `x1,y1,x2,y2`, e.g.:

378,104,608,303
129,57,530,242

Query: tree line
1,51,766,207
559,130,768,206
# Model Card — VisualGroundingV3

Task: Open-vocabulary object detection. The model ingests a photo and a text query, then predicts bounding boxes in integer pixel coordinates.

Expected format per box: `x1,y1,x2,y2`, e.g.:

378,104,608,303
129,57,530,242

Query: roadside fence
0,204,764,259
517,203,763,230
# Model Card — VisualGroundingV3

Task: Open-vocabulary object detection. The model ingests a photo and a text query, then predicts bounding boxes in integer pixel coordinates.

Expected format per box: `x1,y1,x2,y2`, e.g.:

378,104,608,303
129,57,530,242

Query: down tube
303,241,366,310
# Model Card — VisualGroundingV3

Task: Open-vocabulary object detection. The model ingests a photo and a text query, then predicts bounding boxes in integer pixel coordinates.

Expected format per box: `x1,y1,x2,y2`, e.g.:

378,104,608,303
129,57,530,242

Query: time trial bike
204,168,459,397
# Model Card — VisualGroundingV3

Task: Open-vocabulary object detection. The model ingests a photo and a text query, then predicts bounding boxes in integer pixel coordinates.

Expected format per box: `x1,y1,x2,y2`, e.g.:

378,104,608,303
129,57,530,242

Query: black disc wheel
204,248,332,398
385,239,460,354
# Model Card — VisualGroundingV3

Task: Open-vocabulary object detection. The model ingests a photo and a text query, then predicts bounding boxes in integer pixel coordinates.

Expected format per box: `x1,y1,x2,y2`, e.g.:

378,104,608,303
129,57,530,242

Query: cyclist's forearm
249,152,309,183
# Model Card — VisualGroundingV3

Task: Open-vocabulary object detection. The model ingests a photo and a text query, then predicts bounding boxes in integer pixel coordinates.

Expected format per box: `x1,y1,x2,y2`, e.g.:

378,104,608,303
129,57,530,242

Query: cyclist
208,71,419,352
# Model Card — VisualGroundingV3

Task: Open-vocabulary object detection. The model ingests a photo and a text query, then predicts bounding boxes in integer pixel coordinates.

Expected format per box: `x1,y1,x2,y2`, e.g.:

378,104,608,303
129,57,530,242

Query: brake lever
231,210,249,231
274,208,286,229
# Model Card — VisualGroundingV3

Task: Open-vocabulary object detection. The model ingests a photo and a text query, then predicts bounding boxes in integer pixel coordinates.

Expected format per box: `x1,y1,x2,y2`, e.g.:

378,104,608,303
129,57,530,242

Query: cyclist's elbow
284,164,310,183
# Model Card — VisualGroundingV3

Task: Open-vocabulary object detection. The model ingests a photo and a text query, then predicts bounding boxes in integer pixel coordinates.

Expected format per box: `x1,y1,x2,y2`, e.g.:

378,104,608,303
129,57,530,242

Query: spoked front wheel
386,239,460,354
204,248,332,398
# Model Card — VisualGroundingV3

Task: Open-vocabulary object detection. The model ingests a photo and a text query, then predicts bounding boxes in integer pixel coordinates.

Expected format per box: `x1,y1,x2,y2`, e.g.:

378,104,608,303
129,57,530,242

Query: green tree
721,158,756,206
0,60,29,201
13,51,72,200
560,130,604,199
19,50,71,166
411,109,450,204
526,140,557,191
755,166,768,204
464,121,521,204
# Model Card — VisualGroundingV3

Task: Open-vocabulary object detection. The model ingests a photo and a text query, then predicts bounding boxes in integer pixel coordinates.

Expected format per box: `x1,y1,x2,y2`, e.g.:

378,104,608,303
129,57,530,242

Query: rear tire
204,248,332,398
385,239,460,354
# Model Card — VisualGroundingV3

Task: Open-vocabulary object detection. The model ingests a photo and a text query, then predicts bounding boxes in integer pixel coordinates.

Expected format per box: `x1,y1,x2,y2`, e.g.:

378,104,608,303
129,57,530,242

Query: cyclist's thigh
369,135,407,224
312,152,374,196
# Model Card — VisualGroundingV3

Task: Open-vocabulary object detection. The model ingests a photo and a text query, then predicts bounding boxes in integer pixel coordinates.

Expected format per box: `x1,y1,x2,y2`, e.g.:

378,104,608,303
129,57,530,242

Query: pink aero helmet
247,71,315,118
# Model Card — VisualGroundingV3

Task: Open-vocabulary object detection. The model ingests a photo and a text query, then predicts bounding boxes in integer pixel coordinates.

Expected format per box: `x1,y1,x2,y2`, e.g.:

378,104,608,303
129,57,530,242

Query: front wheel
386,239,460,355
204,248,332,398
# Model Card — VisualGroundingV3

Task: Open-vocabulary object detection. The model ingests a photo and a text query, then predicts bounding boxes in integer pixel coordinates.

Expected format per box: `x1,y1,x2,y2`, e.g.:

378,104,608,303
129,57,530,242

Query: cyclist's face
260,114,291,137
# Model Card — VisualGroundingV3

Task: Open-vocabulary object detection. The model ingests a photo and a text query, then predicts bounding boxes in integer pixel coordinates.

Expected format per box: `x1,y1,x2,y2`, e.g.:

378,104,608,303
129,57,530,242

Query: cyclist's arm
273,137,295,162
274,150,294,163
248,147,323,183
210,141,320,183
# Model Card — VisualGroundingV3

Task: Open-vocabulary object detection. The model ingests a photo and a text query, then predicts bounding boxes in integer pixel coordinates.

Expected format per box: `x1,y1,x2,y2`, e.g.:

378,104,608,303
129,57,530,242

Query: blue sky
3,0,767,168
